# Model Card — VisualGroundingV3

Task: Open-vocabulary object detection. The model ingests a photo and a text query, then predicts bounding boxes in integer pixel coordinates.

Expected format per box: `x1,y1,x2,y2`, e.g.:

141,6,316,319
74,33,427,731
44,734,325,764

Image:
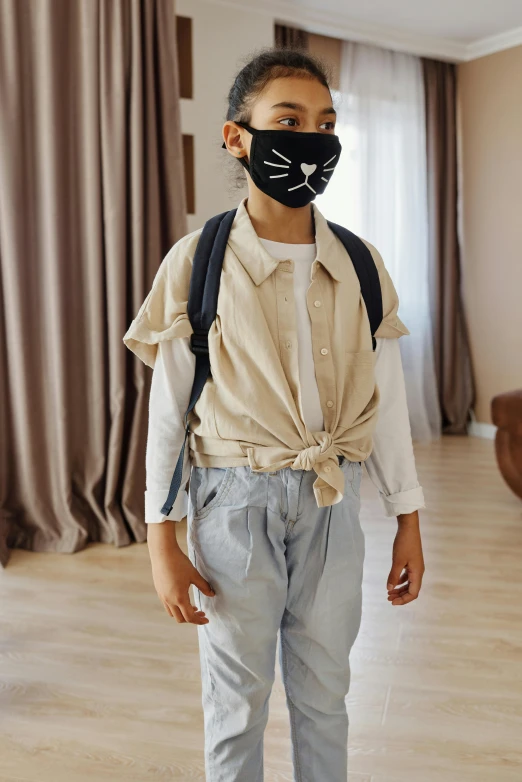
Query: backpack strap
159,208,237,516
326,220,383,351
188,209,238,342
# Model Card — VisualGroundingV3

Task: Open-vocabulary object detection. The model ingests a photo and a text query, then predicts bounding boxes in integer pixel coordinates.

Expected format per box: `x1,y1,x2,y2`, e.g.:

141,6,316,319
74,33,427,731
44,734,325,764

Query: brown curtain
275,23,309,50
422,58,475,434
0,0,187,568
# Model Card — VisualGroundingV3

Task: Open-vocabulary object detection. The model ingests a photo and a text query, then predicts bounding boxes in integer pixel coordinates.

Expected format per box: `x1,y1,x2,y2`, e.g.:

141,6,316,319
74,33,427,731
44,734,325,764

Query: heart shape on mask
301,163,317,176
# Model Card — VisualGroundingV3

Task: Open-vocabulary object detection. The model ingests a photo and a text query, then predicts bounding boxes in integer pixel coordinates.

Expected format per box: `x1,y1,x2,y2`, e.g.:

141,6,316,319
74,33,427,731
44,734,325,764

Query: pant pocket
191,466,235,519
350,460,363,499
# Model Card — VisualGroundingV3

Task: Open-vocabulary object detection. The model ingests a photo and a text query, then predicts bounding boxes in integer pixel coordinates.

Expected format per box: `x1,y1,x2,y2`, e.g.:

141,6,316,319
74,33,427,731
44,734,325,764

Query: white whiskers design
263,149,292,179
288,182,316,193
319,154,337,186
265,160,289,178
272,149,292,163
261,148,336,192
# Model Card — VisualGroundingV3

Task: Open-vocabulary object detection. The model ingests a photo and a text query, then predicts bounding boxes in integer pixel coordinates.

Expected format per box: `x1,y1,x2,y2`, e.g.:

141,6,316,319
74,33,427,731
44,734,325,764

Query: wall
458,46,522,424
176,0,274,231
308,33,342,89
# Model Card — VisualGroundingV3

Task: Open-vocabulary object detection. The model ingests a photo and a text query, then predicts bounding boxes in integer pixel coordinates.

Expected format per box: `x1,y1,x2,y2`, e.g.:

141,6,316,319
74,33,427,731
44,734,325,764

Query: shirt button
324,465,331,472
326,400,334,408
314,300,322,307
286,340,292,349
320,347,328,355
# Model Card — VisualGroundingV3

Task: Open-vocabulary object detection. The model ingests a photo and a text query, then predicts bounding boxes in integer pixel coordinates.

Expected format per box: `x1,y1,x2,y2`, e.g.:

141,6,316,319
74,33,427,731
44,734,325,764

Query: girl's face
223,75,337,163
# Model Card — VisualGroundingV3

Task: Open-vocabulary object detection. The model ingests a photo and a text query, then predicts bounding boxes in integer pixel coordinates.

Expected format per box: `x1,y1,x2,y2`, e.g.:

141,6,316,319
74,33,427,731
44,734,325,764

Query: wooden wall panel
177,16,193,100
308,33,343,91
182,134,195,215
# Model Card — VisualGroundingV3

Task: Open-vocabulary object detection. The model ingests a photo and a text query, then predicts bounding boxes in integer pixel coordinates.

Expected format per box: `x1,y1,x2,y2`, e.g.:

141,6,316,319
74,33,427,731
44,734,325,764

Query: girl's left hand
386,511,425,605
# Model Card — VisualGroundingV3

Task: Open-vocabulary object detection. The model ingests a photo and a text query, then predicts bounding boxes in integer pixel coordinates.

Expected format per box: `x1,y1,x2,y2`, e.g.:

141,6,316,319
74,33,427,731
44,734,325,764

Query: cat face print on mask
222,121,342,208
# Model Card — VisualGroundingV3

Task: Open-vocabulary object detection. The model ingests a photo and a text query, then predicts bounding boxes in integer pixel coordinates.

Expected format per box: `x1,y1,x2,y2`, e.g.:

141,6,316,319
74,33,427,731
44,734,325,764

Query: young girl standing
124,48,425,782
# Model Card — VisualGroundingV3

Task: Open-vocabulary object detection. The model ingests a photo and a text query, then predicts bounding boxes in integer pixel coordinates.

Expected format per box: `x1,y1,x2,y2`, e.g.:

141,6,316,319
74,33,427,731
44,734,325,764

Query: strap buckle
190,331,209,356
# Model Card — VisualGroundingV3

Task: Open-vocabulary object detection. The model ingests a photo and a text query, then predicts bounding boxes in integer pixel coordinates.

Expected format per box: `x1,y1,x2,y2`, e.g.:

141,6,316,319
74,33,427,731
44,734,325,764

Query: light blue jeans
186,455,365,782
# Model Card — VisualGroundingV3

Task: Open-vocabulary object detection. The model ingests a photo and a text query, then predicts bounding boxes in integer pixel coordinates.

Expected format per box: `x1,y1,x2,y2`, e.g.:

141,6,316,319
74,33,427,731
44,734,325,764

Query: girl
124,47,425,782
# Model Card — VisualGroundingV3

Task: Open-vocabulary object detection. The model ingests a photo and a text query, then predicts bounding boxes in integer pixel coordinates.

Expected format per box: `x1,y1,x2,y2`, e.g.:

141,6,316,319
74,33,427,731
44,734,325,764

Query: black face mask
222,121,342,208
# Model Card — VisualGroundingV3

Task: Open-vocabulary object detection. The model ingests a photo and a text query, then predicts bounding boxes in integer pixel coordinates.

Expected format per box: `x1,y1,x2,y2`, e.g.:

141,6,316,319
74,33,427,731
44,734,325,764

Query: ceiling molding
207,0,522,63
275,9,465,62
209,0,464,61
463,26,522,61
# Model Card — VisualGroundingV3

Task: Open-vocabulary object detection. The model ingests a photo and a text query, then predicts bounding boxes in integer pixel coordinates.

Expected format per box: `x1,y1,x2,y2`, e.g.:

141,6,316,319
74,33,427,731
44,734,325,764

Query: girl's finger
388,571,409,591
391,591,417,605
388,586,409,600
407,567,423,598
172,604,186,623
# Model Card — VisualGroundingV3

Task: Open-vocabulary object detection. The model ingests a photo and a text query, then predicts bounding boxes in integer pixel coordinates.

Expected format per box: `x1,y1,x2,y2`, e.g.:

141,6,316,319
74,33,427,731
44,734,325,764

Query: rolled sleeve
145,487,188,523
378,485,426,518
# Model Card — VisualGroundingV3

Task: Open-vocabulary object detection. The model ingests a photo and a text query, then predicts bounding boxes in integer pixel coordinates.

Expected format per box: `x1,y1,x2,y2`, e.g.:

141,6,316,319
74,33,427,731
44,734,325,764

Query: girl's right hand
147,519,216,624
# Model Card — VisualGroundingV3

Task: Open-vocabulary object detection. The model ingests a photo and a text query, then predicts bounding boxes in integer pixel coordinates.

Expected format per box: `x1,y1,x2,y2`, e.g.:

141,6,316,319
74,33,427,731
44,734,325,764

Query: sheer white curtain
316,40,441,442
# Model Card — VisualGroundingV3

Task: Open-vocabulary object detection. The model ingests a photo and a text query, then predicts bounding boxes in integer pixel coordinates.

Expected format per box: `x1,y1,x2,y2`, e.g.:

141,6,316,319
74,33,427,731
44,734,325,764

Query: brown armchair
491,389,522,500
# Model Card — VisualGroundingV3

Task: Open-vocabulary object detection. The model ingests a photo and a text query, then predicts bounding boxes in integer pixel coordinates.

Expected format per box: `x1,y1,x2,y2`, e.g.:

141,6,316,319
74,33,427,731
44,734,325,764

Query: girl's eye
320,121,336,131
279,118,298,127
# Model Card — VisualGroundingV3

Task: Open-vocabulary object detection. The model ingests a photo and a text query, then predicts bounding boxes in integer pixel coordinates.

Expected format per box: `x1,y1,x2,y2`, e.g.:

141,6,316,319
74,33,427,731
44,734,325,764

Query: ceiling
217,0,522,61
290,0,522,43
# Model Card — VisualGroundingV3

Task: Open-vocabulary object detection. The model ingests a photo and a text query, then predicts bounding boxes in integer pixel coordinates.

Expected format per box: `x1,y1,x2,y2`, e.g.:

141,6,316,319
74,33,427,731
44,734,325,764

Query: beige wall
458,46,522,424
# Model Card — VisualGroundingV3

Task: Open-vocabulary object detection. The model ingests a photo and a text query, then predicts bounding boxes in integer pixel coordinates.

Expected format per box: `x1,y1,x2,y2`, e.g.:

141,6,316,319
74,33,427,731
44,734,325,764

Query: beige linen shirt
123,196,410,509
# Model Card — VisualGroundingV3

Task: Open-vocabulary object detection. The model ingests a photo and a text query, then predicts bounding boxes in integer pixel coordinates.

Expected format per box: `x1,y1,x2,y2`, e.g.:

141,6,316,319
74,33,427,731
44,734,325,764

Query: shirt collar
227,196,344,286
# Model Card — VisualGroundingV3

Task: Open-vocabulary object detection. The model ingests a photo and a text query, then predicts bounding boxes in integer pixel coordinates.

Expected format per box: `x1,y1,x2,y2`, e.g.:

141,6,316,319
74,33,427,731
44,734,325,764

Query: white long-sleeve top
145,239,426,522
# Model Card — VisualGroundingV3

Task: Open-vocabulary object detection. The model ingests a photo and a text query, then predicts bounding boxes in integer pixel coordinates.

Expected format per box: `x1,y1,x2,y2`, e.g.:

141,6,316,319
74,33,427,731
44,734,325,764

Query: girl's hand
147,520,216,624
386,511,425,605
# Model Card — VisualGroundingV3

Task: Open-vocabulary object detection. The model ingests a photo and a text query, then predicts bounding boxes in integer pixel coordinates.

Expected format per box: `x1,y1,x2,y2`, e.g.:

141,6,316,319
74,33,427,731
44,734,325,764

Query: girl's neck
245,192,315,244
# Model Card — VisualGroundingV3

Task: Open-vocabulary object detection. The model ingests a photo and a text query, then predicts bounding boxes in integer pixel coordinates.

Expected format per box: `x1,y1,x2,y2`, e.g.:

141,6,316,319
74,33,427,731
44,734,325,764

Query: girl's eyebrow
270,101,337,117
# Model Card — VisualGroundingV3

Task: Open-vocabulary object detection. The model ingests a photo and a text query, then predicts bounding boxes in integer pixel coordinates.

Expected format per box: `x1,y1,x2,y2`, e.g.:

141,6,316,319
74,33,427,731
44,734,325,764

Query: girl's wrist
147,519,183,553
396,510,420,526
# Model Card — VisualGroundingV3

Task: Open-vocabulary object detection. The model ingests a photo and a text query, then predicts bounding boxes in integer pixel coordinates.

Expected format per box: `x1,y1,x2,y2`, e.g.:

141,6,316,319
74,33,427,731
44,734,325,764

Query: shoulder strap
188,208,238,344
326,220,383,351
160,208,237,516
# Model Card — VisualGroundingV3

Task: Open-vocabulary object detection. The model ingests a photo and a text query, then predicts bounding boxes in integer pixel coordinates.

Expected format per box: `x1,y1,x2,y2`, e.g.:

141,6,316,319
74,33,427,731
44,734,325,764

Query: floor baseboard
467,420,497,440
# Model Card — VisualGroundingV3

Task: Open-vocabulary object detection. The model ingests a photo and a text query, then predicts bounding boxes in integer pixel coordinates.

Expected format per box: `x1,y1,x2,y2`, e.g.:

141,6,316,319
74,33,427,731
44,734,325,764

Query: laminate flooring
1,434,521,781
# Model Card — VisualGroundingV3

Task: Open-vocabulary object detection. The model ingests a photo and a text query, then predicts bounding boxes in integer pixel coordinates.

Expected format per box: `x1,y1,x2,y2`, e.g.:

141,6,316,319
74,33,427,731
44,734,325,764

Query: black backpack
159,207,383,516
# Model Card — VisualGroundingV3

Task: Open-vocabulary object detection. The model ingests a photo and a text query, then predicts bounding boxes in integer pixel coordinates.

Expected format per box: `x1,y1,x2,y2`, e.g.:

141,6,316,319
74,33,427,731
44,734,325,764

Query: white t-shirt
258,238,324,432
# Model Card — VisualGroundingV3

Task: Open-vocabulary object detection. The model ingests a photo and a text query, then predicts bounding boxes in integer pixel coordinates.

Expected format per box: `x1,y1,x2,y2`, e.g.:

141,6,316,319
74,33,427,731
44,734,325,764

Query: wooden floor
1,434,522,781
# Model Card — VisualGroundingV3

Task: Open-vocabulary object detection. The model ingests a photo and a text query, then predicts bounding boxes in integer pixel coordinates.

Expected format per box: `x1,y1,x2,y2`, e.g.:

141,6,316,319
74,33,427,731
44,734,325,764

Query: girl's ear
222,121,249,160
